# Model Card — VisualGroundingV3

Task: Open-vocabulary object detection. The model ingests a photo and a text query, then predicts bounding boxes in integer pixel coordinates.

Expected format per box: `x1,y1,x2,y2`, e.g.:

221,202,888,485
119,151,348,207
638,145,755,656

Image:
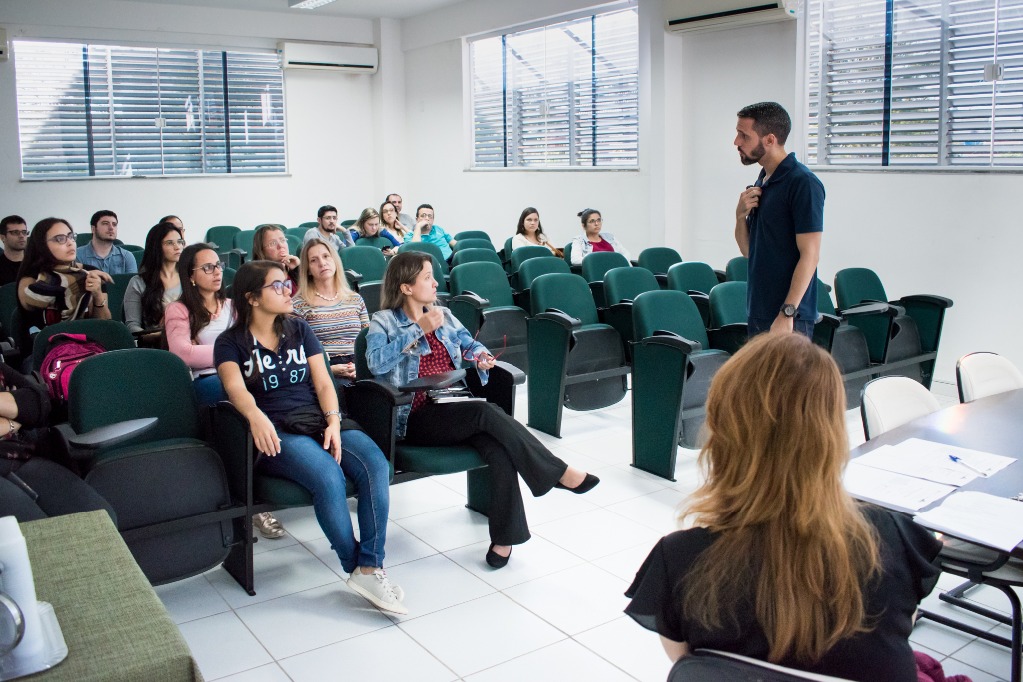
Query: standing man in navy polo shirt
733,101,823,338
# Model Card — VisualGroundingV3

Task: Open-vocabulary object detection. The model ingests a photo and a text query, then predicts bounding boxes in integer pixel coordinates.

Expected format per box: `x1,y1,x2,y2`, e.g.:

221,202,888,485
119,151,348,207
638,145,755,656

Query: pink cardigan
164,300,220,372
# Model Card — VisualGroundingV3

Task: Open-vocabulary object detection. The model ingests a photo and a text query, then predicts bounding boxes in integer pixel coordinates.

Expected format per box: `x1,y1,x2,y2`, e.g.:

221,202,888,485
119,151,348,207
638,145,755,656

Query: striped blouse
291,294,369,357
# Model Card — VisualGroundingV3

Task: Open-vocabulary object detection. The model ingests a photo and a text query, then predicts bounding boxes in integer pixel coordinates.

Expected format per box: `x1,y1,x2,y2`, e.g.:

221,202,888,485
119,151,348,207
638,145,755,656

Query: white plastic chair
956,352,1023,403
859,376,941,440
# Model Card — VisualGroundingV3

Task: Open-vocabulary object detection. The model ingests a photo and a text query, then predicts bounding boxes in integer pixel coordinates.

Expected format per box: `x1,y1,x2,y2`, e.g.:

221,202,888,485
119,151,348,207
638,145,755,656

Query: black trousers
405,401,568,545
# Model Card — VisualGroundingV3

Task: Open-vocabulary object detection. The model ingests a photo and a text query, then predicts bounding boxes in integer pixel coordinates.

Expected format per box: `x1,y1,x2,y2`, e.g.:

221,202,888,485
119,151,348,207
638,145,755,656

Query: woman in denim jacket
366,252,600,569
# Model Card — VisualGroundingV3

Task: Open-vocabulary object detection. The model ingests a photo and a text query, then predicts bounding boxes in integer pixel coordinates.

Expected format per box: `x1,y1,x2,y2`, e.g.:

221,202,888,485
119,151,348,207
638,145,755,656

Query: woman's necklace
207,299,223,319
314,289,339,302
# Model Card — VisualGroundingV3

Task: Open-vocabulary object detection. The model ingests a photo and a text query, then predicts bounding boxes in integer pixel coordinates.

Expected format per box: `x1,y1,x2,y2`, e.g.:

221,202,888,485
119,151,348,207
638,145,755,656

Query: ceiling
125,0,464,20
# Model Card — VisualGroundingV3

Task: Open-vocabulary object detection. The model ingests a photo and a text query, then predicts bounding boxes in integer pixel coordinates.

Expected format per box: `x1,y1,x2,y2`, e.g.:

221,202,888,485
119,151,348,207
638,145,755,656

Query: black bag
278,405,328,439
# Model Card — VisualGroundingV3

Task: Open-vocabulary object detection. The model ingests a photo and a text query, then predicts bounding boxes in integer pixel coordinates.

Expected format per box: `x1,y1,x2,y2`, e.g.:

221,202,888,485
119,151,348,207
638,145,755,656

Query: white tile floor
157,380,1015,681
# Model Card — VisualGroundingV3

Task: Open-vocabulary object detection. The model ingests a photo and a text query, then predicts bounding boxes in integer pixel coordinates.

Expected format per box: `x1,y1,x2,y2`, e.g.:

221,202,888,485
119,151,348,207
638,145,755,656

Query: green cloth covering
20,511,202,682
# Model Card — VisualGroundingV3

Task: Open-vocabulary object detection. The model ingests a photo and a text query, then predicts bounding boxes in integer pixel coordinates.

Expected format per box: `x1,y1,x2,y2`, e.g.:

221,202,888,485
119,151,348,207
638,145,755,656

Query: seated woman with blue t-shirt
214,260,406,615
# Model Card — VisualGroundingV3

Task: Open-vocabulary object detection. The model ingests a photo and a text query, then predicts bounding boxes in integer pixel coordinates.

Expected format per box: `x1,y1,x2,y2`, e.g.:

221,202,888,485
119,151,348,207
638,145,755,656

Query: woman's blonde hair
680,333,880,664
297,239,355,303
352,207,381,237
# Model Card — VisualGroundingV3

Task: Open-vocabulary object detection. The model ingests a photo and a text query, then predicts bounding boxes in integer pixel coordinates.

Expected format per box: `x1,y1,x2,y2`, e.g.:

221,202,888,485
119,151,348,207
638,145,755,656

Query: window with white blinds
806,0,1023,168
469,8,639,169
14,40,286,179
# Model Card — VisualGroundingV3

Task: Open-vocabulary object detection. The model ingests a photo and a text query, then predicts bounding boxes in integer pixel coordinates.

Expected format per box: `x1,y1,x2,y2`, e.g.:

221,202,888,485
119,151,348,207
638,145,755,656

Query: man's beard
739,141,765,166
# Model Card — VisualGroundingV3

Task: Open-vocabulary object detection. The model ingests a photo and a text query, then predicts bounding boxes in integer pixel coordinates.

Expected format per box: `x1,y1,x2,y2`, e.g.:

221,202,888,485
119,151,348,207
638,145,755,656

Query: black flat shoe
486,543,511,569
555,473,600,495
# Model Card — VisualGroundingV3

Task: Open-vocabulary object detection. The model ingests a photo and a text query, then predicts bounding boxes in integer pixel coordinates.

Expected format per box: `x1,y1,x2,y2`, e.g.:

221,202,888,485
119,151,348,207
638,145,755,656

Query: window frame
13,38,289,182
466,6,641,171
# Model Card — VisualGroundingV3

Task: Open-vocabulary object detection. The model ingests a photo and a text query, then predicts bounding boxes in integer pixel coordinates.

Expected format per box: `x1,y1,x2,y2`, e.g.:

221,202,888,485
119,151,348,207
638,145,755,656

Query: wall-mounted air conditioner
277,41,378,73
665,0,797,34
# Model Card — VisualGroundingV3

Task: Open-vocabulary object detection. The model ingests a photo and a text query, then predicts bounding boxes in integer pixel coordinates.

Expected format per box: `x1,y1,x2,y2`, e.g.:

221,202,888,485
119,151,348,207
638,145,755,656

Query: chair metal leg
222,514,256,596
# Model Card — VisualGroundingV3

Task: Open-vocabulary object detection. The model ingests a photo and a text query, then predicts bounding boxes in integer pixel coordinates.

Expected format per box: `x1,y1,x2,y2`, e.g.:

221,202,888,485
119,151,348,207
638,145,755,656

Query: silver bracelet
323,410,341,419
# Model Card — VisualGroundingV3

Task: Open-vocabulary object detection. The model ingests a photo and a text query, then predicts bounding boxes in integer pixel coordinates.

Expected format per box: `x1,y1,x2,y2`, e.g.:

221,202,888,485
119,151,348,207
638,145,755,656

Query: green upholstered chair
32,318,136,373
561,241,582,275
637,247,683,287
297,221,318,229
449,261,528,373
724,256,748,282
451,248,504,269
601,266,660,360
512,257,570,311
509,245,555,288
75,233,92,248
835,267,952,389
526,273,628,437
580,251,630,308
631,290,731,478
287,227,309,240
340,245,387,314
204,225,241,250
453,230,493,243
285,234,302,256
354,235,393,251
452,238,496,253
501,237,516,274
68,349,246,585
397,242,449,277
106,273,136,323
666,261,720,327
232,230,257,264
707,281,749,355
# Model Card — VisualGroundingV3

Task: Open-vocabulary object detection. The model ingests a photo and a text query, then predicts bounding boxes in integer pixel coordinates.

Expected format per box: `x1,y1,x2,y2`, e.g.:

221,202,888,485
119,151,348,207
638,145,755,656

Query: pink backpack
39,333,107,401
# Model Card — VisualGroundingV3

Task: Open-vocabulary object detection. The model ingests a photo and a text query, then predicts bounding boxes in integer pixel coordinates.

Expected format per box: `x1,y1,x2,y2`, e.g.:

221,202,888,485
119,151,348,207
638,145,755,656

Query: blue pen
949,455,987,477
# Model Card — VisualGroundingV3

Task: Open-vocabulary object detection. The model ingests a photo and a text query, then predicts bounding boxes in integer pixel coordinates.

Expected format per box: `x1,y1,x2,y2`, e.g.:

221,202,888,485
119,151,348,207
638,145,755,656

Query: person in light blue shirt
303,205,355,253
404,204,456,261
76,210,138,275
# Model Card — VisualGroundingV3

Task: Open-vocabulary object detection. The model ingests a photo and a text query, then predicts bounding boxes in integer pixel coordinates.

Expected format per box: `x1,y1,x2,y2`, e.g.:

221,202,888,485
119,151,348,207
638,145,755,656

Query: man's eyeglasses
261,279,294,296
4,230,29,237
192,261,225,275
47,232,76,245
163,239,186,247
462,327,506,363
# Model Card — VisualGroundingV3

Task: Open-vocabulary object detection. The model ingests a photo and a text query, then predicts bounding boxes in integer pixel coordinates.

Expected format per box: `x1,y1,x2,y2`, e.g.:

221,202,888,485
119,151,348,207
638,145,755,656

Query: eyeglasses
586,217,603,225
265,239,288,249
192,261,225,275
4,230,28,237
462,327,506,363
163,239,186,247
47,232,76,245
260,279,294,296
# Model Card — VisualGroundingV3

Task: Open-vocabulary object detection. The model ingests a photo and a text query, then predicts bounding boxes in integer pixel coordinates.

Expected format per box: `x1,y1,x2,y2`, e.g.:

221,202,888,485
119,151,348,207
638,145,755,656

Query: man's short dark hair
737,102,791,145
317,205,337,219
0,215,27,235
385,193,401,204
90,209,117,228
416,204,433,217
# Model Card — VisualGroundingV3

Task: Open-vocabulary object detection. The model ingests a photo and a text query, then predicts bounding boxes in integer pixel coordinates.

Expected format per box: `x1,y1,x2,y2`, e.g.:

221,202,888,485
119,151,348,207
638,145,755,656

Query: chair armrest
464,362,524,416
398,369,467,393
130,326,164,339
59,417,160,451
629,260,639,267
837,302,896,319
687,291,710,304
344,269,364,286
449,292,490,309
815,313,841,330
708,324,747,354
714,270,726,283
654,274,668,288
535,309,582,331
646,330,701,354
899,294,954,309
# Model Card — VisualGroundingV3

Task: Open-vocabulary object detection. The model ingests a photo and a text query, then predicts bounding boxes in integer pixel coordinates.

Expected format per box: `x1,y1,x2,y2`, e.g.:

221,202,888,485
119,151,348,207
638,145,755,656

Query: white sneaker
252,512,285,539
347,568,407,615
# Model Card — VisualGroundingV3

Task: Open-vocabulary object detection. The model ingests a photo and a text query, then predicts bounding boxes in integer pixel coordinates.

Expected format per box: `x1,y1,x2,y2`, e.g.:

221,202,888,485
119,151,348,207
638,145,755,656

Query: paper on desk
854,444,976,486
890,438,1014,479
915,491,1023,552
843,461,956,512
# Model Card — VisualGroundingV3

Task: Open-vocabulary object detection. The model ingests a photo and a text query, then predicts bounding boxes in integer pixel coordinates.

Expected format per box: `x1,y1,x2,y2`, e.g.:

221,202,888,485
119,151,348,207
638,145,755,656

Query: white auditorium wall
0,0,379,245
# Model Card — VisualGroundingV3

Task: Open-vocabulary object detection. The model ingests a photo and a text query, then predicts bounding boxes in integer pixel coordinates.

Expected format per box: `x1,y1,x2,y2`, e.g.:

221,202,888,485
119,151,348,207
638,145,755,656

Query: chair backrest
340,219,357,229
340,245,388,282
667,261,719,295
75,233,92,248
956,352,1023,403
637,247,682,275
452,238,496,252
222,266,237,288
297,221,318,229
562,241,573,267
604,267,659,306
354,236,392,251
69,348,200,442
510,245,555,272
204,225,241,248
125,246,145,265
709,281,748,327
233,229,257,257
529,273,598,325
517,257,570,290
816,278,837,315
860,376,941,440
453,230,492,242
287,227,310,240
633,290,709,347
581,251,630,283
398,242,448,275
31,318,137,372
501,237,515,263
286,234,302,255
834,267,887,310
725,256,748,282
450,262,515,308
451,248,503,268
669,650,854,682
107,273,137,322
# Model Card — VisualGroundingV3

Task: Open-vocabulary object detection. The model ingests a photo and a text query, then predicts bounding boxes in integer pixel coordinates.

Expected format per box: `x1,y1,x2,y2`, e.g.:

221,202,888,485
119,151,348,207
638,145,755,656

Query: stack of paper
915,492,1023,551
844,463,956,513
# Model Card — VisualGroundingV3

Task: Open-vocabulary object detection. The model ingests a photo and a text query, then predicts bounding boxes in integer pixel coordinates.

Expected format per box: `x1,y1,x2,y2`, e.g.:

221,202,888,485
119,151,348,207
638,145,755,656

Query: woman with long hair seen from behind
366,252,600,569
625,333,943,681
214,260,405,614
123,221,185,345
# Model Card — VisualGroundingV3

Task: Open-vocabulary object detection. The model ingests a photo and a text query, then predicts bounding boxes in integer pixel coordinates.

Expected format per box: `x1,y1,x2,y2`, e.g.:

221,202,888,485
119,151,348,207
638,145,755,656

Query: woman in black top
625,333,942,681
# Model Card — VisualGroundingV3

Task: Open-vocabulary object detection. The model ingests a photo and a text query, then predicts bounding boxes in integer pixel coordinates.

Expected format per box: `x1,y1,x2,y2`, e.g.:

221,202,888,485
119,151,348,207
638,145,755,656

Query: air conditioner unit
277,41,378,73
665,0,797,34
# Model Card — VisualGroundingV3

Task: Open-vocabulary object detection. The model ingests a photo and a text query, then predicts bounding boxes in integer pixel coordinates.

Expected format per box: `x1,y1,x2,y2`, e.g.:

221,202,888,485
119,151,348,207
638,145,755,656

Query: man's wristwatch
780,303,796,318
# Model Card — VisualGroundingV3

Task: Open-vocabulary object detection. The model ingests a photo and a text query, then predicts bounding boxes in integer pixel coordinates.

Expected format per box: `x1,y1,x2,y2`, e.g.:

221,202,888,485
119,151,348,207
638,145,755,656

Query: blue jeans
259,430,390,573
747,316,815,339
193,374,228,407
